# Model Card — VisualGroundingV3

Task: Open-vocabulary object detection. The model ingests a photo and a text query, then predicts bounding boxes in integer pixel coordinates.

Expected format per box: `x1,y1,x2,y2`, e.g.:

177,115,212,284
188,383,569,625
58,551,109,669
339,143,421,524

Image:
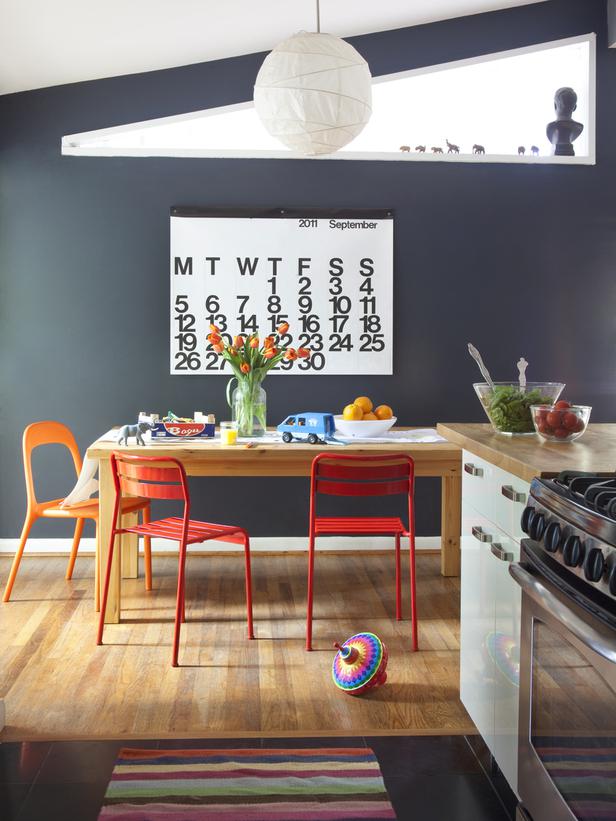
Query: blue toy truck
277,412,335,444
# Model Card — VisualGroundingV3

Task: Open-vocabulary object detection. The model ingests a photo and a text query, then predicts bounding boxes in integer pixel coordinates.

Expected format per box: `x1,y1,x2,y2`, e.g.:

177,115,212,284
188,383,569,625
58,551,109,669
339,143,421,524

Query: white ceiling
0,0,548,95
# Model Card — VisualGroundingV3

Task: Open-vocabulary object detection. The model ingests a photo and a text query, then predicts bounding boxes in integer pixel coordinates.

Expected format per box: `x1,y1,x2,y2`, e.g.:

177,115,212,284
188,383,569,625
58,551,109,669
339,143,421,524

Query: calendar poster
170,208,393,375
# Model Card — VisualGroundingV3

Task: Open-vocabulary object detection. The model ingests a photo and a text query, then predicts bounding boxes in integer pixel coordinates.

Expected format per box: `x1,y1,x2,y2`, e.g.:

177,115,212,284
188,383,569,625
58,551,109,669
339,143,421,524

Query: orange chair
97,452,254,667
2,421,152,609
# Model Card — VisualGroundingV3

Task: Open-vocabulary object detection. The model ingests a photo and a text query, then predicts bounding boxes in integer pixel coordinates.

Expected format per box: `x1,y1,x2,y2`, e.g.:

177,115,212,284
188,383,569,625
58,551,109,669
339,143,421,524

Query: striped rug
533,736,616,821
98,747,397,820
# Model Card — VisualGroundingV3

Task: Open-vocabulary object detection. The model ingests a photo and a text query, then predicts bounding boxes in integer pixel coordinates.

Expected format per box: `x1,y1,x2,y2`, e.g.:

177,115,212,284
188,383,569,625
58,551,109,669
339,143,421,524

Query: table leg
441,473,461,577
121,513,139,579
98,457,121,623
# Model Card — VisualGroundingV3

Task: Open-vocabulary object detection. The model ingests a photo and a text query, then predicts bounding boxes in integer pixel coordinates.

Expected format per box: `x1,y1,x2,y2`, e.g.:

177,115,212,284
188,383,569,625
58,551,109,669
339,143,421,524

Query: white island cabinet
437,422,616,795
459,449,527,795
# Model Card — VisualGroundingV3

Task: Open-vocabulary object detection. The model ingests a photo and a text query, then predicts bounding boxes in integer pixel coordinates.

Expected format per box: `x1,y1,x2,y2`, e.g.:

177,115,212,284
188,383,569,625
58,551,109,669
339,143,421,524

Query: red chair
306,452,417,652
97,452,254,666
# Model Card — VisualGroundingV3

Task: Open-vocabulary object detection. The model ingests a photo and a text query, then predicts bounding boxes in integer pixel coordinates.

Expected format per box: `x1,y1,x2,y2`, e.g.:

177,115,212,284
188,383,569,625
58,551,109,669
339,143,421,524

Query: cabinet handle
472,525,492,543
501,485,526,503
464,463,483,477
491,543,514,562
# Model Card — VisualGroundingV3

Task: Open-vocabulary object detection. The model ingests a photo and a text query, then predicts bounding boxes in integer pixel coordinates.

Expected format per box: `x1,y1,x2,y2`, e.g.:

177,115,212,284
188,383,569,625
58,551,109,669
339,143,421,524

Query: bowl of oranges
334,397,396,438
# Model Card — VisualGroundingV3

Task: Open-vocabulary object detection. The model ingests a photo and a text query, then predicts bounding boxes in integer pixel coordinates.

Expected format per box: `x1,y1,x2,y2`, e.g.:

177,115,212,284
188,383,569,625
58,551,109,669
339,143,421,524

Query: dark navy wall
1,0,615,540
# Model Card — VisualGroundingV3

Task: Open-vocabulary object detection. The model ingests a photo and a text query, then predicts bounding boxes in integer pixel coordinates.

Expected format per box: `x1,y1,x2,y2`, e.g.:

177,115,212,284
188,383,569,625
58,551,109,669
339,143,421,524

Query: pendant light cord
315,0,321,32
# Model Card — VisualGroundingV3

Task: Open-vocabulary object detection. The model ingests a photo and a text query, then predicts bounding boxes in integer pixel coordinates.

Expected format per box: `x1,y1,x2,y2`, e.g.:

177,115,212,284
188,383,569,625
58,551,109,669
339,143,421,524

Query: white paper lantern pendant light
254,0,372,155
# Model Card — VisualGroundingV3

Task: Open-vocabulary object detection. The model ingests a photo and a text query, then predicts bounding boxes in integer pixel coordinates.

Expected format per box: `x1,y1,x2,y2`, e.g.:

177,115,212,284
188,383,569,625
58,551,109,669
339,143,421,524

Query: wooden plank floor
0,552,473,741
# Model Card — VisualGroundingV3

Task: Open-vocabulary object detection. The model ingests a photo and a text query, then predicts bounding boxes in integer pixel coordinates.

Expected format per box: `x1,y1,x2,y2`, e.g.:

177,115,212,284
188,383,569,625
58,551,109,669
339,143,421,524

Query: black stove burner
555,470,616,518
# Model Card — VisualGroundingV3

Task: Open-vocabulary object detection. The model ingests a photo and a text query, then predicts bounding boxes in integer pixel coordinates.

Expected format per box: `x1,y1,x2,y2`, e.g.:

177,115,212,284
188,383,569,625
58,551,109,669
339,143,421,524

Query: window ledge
61,144,595,165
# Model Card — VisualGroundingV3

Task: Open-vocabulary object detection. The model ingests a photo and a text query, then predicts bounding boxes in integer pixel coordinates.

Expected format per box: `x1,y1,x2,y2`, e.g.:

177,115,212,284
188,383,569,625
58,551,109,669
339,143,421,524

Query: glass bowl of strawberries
530,400,591,443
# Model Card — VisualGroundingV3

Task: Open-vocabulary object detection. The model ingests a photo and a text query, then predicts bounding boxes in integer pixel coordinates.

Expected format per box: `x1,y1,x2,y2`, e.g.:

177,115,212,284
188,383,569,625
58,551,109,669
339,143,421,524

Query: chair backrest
22,421,83,508
309,452,415,538
111,452,190,505
310,452,415,501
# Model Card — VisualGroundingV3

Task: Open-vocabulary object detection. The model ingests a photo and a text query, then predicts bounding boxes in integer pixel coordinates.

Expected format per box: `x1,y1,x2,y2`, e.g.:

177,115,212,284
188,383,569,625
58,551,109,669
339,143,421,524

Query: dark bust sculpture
547,87,583,156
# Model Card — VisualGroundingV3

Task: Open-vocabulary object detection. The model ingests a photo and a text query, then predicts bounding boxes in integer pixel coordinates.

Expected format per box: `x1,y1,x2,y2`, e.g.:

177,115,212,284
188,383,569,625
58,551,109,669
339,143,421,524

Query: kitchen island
435,422,616,797
437,422,616,481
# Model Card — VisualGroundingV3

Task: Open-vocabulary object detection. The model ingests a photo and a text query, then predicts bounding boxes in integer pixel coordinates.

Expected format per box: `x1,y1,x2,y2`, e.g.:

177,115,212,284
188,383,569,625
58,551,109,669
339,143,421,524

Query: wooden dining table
87,429,462,623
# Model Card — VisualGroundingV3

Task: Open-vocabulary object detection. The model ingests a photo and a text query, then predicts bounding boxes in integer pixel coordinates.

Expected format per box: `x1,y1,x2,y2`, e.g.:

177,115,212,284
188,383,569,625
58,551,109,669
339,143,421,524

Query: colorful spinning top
332,632,388,696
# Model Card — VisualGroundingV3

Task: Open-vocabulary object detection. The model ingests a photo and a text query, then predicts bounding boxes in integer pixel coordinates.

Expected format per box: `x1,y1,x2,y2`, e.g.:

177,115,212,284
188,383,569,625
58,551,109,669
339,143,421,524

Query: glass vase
227,378,267,437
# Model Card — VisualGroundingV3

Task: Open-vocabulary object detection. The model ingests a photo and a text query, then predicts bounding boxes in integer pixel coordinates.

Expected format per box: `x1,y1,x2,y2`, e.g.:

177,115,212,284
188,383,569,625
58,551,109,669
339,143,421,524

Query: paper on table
239,429,445,444
335,428,446,444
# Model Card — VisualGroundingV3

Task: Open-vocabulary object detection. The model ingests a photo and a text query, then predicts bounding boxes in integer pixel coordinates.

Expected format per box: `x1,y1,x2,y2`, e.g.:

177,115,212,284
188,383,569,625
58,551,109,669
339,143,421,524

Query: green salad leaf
483,386,553,433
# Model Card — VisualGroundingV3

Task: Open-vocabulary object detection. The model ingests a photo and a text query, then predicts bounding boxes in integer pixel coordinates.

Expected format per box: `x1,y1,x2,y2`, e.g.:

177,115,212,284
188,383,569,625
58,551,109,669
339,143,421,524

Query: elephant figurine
117,420,155,446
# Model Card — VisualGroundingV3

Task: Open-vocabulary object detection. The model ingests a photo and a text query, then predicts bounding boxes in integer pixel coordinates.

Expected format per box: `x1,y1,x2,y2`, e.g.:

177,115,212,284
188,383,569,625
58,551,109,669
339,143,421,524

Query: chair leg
3,513,36,602
94,522,100,613
172,537,188,667
306,533,316,651
97,527,119,645
243,533,255,640
65,519,85,580
409,534,418,651
142,505,152,592
180,546,187,624
395,533,402,621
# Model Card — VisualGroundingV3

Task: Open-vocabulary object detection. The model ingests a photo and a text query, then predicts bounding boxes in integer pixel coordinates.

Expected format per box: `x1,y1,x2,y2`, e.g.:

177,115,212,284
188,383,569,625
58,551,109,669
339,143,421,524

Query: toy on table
148,410,216,440
117,421,155,446
332,632,388,696
277,412,335,444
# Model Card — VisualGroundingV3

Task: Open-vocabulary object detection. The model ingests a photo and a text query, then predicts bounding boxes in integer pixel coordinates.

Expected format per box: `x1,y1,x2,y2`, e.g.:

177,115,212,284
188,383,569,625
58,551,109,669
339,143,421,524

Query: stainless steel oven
511,542,616,821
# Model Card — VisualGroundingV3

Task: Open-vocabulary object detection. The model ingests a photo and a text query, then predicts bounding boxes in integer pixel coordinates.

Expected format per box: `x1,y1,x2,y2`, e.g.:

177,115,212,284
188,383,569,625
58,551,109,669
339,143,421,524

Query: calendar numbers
358,257,384,351
329,262,351,356
204,351,227,370
174,295,201,371
171,213,392,375
239,313,258,334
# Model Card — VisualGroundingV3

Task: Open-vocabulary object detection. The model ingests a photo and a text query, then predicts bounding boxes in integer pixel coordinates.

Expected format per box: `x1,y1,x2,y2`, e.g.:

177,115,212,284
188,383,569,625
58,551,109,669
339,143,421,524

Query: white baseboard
0,536,440,555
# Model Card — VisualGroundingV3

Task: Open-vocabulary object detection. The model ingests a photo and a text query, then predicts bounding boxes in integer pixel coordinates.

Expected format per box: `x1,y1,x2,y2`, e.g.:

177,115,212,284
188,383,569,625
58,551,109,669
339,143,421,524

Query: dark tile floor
0,735,514,821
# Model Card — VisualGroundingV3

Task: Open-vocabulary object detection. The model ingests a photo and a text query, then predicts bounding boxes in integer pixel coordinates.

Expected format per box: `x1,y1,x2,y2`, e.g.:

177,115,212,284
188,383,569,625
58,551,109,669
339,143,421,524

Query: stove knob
521,506,535,535
609,564,616,596
529,513,546,542
543,522,562,553
584,548,605,582
562,535,585,567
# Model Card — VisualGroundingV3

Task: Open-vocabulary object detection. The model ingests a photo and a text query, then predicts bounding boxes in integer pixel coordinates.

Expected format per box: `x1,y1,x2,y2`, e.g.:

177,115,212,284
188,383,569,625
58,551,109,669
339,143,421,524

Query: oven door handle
509,563,616,664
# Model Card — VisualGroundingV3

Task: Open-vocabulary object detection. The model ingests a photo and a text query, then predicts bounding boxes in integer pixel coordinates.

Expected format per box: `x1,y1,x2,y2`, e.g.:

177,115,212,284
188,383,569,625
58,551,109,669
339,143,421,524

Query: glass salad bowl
474,382,565,435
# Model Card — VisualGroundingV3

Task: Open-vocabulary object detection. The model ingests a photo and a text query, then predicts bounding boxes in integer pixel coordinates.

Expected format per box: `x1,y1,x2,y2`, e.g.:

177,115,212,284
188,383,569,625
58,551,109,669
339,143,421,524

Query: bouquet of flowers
208,322,310,437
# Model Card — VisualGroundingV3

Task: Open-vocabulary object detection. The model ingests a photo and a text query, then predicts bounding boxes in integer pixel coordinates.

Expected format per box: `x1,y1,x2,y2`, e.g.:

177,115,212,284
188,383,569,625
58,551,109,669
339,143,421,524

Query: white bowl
334,415,397,438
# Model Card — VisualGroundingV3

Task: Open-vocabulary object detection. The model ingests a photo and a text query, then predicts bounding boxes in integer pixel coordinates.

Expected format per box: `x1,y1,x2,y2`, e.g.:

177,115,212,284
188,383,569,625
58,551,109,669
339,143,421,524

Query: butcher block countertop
437,423,616,484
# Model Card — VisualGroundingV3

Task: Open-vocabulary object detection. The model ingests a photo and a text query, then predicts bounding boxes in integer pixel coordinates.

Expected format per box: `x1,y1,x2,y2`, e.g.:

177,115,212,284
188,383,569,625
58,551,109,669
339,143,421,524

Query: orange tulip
249,336,259,349
297,347,310,358
263,336,275,349
212,343,224,354
209,323,221,334
277,322,290,335
229,346,238,356
234,335,245,348
284,348,298,361
208,333,222,345
240,362,251,374
263,347,277,359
